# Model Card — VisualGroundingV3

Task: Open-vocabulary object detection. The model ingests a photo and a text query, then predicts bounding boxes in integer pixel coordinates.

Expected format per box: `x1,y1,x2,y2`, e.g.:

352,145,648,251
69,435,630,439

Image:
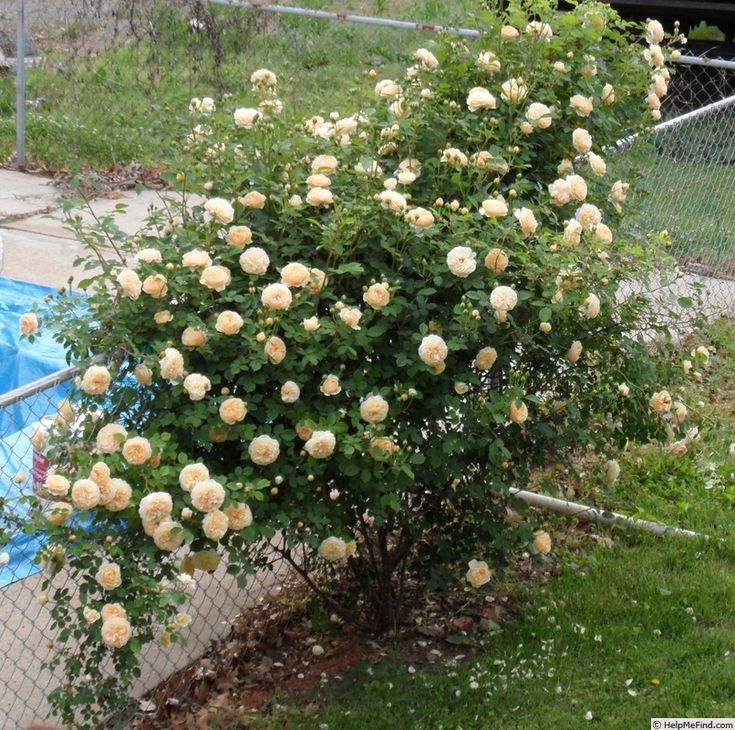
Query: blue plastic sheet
0,277,69,588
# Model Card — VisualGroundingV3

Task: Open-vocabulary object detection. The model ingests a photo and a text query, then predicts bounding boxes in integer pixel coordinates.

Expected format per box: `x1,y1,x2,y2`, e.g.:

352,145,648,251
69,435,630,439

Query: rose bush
17,1,691,723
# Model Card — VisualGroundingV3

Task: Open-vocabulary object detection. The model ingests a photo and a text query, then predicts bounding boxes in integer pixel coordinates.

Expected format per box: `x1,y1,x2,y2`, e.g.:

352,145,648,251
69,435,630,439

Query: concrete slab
0,170,59,220
5,189,203,241
0,227,88,289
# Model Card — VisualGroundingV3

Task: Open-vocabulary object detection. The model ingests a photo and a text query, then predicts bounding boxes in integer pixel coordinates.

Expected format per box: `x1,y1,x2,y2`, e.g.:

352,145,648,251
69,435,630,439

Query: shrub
18,1,689,724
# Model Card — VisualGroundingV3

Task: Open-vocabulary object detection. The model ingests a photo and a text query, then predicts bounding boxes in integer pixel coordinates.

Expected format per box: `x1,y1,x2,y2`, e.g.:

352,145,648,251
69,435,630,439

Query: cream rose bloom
588,152,607,176
234,107,259,128
122,436,152,465
262,282,293,310
376,189,408,211
602,82,616,105
467,86,497,112
526,102,552,128
440,148,469,167
500,77,528,102
575,203,603,231
280,262,311,288
572,128,592,154
570,94,594,116
191,479,226,513
490,285,518,313
479,197,509,218
153,310,173,325
305,430,337,459
306,173,331,189
248,435,280,465
183,373,211,401
320,374,342,396
179,463,210,492
135,248,162,265
363,282,390,309
405,207,434,229
646,19,665,44
303,316,320,332
134,363,152,385
339,307,363,330
182,249,212,269
182,327,207,347
101,603,127,622
567,340,583,363
71,479,101,510
609,180,629,204
224,502,253,530
250,67,277,88
549,178,571,206
142,274,168,299
374,79,401,99
605,459,621,485
215,310,244,336
153,520,185,551
117,269,142,300
202,510,229,541
81,365,111,396
414,47,438,69
534,530,552,554
101,616,131,649
649,390,673,413
618,383,630,397
160,347,185,381
484,248,508,274
509,400,529,424
567,174,588,201
360,394,389,423
106,479,132,512
90,461,111,490
564,218,583,245
476,50,501,72
476,346,498,370
19,312,39,335
45,501,73,525
227,225,253,247
281,381,300,404
204,197,235,224
219,397,247,424
418,334,448,367
306,187,334,207
264,335,286,364
96,423,127,454
238,190,267,209
466,559,491,587
318,536,347,561
447,246,477,278
45,474,70,497
311,154,340,175
96,561,122,591
139,492,173,522
200,265,231,292
514,207,538,235
582,293,601,319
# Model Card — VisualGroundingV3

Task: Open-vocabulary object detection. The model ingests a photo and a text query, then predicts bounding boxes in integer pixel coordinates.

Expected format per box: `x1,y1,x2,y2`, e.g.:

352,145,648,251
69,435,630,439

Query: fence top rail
205,1,735,71
0,364,78,409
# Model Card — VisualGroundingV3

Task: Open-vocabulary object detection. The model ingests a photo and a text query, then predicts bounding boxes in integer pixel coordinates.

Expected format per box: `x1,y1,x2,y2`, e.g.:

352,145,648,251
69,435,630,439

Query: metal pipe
674,54,735,71
15,0,25,167
509,487,701,538
0,365,78,409
205,0,483,37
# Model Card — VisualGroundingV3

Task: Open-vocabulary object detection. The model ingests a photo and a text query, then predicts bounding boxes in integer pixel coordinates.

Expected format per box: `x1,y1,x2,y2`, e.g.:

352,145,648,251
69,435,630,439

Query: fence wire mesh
0,368,284,728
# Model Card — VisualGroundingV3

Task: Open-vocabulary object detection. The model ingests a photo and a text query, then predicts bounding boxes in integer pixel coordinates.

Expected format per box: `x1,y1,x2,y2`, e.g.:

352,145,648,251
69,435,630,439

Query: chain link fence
0,365,284,728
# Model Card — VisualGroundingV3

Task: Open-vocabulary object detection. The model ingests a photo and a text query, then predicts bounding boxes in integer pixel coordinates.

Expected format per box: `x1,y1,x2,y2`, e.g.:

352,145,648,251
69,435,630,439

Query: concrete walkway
0,169,172,288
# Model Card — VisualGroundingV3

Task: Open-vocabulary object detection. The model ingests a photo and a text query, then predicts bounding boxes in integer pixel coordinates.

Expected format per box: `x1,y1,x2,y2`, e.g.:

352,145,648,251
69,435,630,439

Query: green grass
0,0,477,170
239,320,735,729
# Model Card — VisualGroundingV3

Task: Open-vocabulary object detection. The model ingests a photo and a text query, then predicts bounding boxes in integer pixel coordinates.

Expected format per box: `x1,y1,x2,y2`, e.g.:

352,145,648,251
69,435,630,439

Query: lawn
0,0,478,170
242,319,735,729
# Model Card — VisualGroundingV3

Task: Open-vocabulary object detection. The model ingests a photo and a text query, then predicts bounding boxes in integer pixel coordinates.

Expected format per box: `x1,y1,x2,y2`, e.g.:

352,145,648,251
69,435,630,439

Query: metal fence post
15,0,26,167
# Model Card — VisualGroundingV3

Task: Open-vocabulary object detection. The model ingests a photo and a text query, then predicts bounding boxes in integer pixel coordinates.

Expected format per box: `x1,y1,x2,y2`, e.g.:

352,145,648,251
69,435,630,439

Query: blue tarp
0,277,69,588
